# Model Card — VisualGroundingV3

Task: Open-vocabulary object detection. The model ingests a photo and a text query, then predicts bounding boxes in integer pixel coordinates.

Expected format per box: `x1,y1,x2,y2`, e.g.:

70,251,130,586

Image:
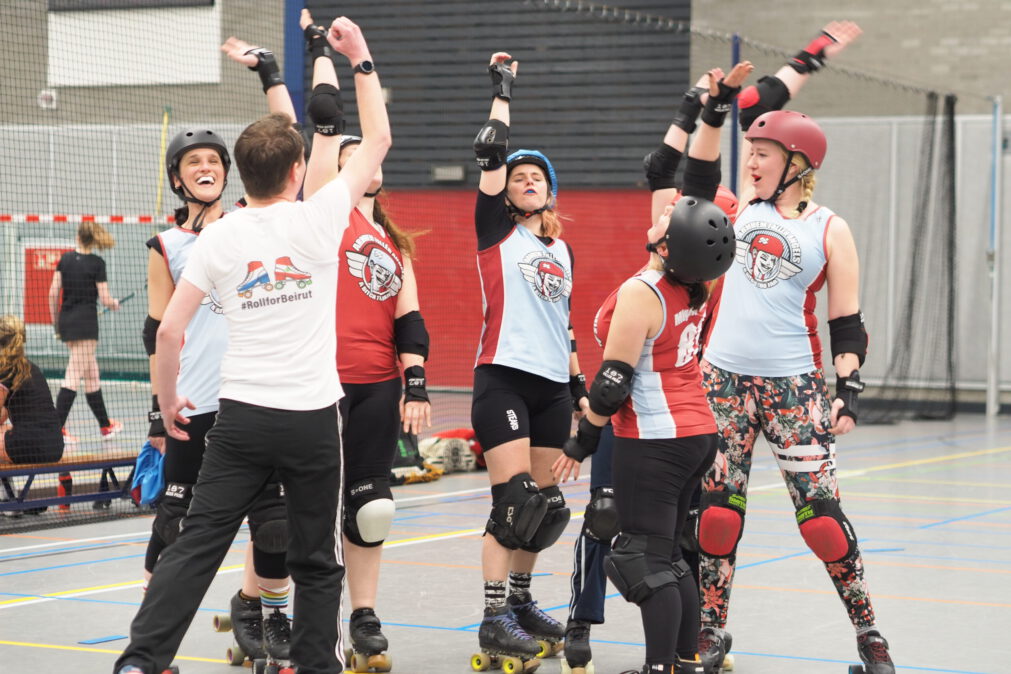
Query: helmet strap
178,174,226,232
504,195,549,220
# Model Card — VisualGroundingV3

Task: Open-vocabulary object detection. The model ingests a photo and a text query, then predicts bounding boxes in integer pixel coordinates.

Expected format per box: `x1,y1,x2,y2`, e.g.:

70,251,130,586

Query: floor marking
0,640,222,663
78,635,127,644
920,505,1011,529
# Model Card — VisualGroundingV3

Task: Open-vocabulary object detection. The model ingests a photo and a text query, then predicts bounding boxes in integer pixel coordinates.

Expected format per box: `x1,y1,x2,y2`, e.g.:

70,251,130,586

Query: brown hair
78,222,115,251
0,315,31,393
234,113,305,199
373,193,419,259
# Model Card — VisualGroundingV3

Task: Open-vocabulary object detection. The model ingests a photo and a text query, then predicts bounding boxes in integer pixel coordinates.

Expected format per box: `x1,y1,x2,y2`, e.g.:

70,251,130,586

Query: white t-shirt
182,178,351,410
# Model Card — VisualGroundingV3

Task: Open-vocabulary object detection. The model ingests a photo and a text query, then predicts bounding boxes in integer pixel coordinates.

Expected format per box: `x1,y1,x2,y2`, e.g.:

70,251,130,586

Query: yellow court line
857,445,1011,473
0,640,220,662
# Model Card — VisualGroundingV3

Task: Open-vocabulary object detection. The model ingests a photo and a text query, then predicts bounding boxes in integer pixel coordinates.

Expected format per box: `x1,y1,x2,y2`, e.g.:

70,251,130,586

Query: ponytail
0,315,31,393
78,222,115,251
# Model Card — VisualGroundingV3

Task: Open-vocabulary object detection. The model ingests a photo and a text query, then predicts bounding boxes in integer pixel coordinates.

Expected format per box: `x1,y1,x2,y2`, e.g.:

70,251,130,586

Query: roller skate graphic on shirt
273,256,313,290
237,261,273,298
345,234,402,301
200,288,224,314
518,251,571,303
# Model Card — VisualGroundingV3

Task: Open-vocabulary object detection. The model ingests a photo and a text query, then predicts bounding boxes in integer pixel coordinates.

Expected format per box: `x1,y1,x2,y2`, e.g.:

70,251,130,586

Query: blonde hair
539,208,565,240
78,222,115,251
0,315,31,393
778,144,817,216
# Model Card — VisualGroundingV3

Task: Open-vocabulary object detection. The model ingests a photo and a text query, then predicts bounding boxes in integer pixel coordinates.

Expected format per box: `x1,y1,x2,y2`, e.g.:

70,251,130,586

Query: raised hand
220,36,260,68
822,20,862,60
327,16,371,63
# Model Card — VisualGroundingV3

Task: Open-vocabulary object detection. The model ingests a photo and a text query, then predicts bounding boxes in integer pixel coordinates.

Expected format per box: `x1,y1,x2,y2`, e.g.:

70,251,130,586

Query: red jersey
593,268,716,439
336,207,404,383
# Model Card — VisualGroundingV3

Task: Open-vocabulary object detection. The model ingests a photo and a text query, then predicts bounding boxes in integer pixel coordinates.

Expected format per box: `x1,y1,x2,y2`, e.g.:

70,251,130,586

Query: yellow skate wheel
471,652,492,671
723,653,735,671
501,657,522,674
369,653,392,672
534,640,550,658
226,643,245,666
213,614,232,632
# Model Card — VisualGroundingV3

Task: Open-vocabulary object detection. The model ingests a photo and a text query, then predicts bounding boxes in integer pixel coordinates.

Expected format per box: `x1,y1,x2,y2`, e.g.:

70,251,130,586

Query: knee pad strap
698,491,747,559
603,533,678,605
796,498,858,563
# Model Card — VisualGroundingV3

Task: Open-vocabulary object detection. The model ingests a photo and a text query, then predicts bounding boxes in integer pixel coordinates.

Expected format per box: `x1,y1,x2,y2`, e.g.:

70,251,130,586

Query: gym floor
1,414,1008,674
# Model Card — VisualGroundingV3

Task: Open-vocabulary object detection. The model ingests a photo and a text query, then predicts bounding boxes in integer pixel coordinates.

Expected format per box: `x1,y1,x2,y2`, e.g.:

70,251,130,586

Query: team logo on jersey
518,251,572,302
201,288,224,314
734,223,802,289
345,234,403,301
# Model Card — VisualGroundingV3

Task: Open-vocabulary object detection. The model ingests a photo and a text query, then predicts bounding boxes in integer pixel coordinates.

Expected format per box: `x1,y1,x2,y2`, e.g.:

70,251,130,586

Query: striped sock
484,580,507,610
259,584,289,619
508,571,532,603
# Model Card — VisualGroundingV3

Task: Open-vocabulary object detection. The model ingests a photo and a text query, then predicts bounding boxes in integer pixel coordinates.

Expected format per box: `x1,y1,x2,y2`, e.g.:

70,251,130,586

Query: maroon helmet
745,110,827,169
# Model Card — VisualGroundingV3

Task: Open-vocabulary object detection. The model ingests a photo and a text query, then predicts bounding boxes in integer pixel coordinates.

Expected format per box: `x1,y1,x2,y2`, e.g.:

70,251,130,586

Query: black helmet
166,128,231,199
655,197,735,283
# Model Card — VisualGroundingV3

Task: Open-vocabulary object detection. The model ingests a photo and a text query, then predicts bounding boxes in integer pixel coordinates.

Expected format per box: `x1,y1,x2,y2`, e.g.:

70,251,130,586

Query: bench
0,452,137,513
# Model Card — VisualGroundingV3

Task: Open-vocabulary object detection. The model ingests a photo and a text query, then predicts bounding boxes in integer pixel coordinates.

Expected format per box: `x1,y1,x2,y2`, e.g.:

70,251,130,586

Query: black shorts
338,378,401,483
3,425,64,464
58,305,98,342
471,365,570,452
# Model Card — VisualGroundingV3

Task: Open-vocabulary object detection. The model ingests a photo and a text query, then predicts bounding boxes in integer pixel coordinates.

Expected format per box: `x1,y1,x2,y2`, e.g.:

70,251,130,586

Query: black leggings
612,433,717,664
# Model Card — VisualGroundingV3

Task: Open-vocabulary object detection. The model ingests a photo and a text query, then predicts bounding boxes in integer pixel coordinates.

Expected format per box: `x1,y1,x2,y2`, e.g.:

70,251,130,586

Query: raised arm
324,16,391,205
646,72,708,223
302,9,346,198
220,36,298,124
475,52,517,196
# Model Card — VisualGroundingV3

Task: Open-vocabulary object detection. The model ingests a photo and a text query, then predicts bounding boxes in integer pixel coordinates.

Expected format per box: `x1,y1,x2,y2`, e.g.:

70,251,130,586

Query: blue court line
78,635,126,644
0,537,154,562
920,505,1011,529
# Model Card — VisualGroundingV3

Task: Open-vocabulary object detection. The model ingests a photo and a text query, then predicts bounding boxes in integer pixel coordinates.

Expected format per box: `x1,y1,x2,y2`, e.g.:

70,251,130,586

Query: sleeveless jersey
704,200,834,377
476,224,573,383
157,226,228,416
336,207,403,384
593,269,716,440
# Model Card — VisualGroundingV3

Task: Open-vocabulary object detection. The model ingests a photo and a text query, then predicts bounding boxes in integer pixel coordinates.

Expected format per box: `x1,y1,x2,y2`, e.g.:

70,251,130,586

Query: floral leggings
698,360,876,630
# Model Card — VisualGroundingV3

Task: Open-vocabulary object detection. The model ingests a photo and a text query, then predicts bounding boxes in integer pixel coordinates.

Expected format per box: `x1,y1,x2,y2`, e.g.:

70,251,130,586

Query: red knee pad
796,499,858,563
698,491,746,558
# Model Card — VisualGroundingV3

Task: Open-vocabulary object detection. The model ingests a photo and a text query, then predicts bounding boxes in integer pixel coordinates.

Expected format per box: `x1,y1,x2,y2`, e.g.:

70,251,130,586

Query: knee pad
153,482,192,546
485,473,547,550
583,486,620,542
521,486,571,552
248,482,288,555
603,533,681,605
344,476,396,547
796,498,858,563
697,491,746,559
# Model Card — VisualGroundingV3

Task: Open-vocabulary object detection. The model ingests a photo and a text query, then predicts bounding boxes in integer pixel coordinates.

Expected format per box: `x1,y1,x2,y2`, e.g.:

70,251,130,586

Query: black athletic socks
55,387,76,426
85,389,111,428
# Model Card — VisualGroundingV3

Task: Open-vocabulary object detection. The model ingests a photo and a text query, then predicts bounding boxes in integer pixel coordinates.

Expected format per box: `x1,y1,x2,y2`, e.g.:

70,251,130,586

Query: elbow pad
643,143,683,192
828,312,868,366
473,120,509,171
394,310,430,360
142,315,161,356
738,75,791,132
681,156,721,202
588,360,635,417
307,84,346,137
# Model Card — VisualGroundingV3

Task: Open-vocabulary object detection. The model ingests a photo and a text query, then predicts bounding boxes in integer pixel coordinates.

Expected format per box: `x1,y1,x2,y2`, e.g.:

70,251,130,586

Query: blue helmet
506,149,557,203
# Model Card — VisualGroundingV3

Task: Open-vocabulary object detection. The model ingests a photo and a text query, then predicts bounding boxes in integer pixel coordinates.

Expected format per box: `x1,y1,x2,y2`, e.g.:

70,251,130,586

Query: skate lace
358,618,383,637
499,613,534,640
520,600,562,629
864,638,891,663
567,623,590,642
265,612,291,641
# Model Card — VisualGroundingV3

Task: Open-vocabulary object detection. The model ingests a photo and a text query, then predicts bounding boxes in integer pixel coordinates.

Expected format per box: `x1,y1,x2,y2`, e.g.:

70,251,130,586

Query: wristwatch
353,60,375,75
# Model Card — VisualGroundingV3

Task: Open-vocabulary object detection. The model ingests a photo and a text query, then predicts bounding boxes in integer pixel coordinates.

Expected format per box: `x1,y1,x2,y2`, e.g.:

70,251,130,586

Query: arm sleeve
475,190,516,250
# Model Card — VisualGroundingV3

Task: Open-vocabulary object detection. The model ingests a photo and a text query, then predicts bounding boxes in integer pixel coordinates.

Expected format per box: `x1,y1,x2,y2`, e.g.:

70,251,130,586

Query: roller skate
560,620,593,674
470,606,541,673
343,607,392,672
619,663,705,674
698,626,734,673
849,630,895,674
237,261,272,298
252,608,293,674
212,591,266,666
273,256,313,290
508,595,565,658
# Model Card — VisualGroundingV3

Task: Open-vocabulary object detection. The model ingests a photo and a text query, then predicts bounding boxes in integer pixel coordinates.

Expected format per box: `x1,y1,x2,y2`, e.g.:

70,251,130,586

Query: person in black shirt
47,222,122,441
0,315,63,465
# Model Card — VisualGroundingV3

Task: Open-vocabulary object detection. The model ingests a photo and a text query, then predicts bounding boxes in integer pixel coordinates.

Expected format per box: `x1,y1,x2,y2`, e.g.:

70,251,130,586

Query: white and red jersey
594,269,716,440
336,207,404,384
704,200,834,377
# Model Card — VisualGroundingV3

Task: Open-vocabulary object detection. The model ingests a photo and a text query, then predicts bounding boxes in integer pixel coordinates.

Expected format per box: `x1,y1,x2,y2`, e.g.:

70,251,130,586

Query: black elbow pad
738,75,791,132
394,310,430,360
588,360,635,417
473,120,509,171
828,311,868,366
142,315,161,356
681,156,721,202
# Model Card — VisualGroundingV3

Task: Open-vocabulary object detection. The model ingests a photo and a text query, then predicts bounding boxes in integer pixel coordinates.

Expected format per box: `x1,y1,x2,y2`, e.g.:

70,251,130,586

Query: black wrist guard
671,86,706,134
701,80,741,128
569,373,588,412
643,143,683,192
403,365,429,404
303,23,331,61
563,417,603,463
245,47,284,92
835,371,865,424
789,31,837,74
148,395,165,438
488,62,515,101
474,119,509,171
307,83,345,136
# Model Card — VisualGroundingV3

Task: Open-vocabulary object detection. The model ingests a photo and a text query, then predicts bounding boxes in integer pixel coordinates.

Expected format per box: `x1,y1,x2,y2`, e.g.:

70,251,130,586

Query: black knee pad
604,533,680,605
697,491,747,559
248,482,288,555
583,486,620,542
153,482,192,546
796,498,858,563
485,473,547,550
521,485,571,552
344,476,396,547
